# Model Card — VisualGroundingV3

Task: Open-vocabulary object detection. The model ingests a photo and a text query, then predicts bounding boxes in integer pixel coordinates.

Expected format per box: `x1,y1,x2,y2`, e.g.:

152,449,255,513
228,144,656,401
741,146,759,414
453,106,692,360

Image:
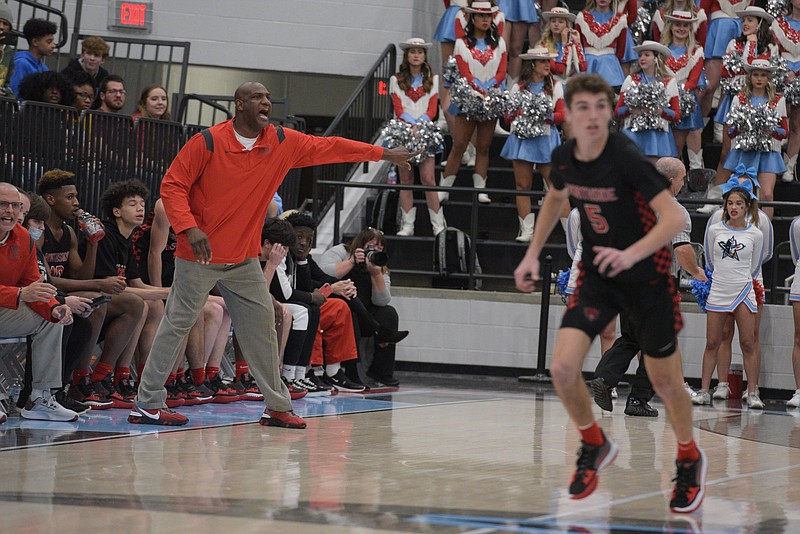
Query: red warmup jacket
161,120,384,264
0,224,60,321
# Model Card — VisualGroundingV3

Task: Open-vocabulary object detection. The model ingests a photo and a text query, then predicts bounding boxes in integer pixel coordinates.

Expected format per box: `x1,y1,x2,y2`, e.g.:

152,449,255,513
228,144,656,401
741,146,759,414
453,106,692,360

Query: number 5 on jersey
584,204,609,234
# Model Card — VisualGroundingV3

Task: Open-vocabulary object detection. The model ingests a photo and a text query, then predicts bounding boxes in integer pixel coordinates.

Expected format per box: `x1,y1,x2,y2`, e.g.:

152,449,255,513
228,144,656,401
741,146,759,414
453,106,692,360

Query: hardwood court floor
1,374,799,533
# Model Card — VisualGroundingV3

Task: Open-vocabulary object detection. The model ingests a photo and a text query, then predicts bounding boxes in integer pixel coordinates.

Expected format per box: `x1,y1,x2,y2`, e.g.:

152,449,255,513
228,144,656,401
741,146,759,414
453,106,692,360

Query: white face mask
27,226,43,241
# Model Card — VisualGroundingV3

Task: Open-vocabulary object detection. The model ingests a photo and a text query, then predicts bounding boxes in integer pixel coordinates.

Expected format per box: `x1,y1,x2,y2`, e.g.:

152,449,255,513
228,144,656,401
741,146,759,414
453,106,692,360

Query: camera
362,245,388,267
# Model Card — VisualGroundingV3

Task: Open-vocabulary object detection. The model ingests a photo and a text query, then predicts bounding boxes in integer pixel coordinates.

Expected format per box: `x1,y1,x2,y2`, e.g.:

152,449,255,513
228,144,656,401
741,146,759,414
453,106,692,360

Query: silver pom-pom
505,90,554,139
679,86,697,117
771,55,790,92
721,50,745,95
631,7,652,46
623,81,669,132
767,0,788,18
450,76,506,121
380,119,443,164
442,55,459,85
726,103,781,152
784,77,800,107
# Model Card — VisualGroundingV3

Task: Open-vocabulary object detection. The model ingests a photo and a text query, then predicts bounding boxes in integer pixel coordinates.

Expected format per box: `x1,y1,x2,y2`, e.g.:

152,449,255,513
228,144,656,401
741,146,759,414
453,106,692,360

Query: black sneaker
322,369,366,392
624,396,658,417
165,379,187,408
69,376,113,410
670,448,707,513
569,430,618,499
590,377,614,412
116,378,138,402
375,325,409,344
293,377,331,397
306,373,337,396
231,372,264,401
55,388,91,415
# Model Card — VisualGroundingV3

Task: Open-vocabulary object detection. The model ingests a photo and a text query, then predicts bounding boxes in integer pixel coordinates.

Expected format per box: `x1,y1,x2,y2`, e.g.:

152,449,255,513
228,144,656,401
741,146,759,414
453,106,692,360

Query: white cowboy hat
664,10,698,23
633,40,672,58
742,58,777,73
399,38,432,51
465,1,499,14
519,47,558,60
735,6,774,24
542,7,576,23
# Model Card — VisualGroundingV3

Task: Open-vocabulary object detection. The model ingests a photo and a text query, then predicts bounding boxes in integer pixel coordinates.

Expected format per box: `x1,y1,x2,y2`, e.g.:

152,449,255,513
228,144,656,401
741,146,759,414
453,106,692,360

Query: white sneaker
747,392,764,409
697,204,718,215
611,387,618,399
692,389,712,405
742,386,759,401
712,382,730,400
788,389,800,408
21,393,79,422
683,382,695,397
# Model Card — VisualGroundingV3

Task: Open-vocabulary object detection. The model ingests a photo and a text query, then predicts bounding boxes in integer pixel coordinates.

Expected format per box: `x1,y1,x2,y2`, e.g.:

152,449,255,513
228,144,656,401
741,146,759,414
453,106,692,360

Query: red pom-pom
753,279,765,308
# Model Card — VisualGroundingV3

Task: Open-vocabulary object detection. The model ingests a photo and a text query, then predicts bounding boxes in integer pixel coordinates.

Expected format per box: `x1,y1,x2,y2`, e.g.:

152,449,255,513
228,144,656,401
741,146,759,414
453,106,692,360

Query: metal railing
312,44,397,221
8,0,72,49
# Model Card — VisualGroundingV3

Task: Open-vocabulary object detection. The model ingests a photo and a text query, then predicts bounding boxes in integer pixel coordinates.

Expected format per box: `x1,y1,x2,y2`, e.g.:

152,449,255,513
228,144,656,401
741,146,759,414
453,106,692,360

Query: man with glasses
0,182,78,424
97,74,125,113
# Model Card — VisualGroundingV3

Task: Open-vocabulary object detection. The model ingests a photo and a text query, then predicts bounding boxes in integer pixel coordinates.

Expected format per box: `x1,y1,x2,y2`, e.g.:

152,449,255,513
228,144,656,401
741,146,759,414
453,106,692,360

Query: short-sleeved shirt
90,220,140,281
549,132,672,283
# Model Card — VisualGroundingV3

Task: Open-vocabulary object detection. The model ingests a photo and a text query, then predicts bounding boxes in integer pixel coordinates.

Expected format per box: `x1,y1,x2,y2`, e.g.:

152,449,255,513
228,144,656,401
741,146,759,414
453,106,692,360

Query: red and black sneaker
95,377,134,410
259,409,307,429
569,430,618,499
128,404,189,426
165,379,186,408
232,372,264,401
116,377,138,403
281,376,308,401
176,375,213,406
206,375,242,404
670,448,707,513
69,376,113,410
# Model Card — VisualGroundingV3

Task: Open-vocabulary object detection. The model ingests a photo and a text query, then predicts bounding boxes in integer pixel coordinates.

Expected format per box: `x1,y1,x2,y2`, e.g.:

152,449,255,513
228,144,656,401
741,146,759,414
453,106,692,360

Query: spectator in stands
38,169,142,410
70,71,95,113
132,84,170,120
96,74,126,113
17,70,74,105
9,18,56,95
320,227,409,388
0,3,16,98
60,35,109,93
0,182,76,423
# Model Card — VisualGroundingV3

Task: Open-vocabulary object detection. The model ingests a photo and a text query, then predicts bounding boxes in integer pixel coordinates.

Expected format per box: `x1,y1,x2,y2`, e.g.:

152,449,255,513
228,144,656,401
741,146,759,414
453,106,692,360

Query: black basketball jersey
42,221,72,279
549,132,672,283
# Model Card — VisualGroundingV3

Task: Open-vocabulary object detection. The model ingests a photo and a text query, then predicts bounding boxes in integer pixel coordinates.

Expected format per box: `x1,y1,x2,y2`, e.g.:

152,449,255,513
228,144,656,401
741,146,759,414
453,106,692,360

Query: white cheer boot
428,208,447,235
515,213,535,242
687,149,704,170
438,174,457,203
462,143,476,167
396,207,416,237
472,173,491,204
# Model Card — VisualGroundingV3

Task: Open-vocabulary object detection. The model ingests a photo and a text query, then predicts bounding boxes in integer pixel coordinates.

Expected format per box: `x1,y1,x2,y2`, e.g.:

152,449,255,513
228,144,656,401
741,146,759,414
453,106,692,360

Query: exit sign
108,1,153,33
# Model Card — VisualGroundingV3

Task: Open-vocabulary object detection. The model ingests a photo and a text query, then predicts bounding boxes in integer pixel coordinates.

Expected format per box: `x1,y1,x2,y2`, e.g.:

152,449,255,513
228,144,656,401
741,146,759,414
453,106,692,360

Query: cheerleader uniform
498,0,537,23
434,0,469,43
575,8,629,87
455,8,506,40
702,0,752,59
449,36,508,116
788,217,800,302
724,93,788,173
714,39,777,124
703,220,764,312
549,39,588,83
616,73,680,156
500,80,564,163
772,16,800,85
619,0,642,64
667,43,706,130
388,72,444,156
652,7,708,45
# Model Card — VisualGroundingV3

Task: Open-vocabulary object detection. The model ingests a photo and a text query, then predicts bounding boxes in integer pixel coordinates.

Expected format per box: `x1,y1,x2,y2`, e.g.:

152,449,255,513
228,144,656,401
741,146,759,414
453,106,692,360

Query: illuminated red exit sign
108,0,153,33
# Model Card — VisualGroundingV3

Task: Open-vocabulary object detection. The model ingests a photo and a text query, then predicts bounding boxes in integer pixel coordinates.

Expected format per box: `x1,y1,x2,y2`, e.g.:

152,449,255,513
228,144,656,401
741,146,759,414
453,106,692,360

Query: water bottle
76,210,106,243
8,377,23,406
387,166,398,185
728,363,743,399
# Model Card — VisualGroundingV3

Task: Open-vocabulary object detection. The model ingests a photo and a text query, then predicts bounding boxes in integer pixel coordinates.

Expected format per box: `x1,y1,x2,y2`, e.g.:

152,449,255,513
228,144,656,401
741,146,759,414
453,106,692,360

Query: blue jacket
9,51,48,94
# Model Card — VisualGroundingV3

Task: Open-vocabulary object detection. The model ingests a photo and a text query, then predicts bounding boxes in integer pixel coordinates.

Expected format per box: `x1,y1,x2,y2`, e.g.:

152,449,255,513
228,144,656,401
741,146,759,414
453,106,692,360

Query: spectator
60,35,109,93
320,227,409,388
132,84,170,120
0,3,16,97
96,74,126,113
9,18,57,95
70,71,95,113
18,70,74,105
0,181,76,423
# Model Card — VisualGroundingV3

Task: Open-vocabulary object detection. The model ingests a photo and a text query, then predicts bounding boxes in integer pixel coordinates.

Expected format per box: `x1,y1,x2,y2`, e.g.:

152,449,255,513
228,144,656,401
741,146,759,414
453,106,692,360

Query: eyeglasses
105,89,126,95
74,91,93,100
0,201,23,211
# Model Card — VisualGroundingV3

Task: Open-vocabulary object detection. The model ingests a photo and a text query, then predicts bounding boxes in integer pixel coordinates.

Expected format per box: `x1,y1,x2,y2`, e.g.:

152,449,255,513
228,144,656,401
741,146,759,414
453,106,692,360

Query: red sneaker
670,448,707,513
259,409,306,429
96,377,134,409
207,375,242,403
232,372,264,401
569,430,618,499
127,404,188,426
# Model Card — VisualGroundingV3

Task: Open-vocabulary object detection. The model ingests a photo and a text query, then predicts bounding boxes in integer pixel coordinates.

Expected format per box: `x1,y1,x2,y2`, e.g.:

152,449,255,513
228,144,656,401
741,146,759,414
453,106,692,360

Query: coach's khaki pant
0,304,63,390
137,257,292,412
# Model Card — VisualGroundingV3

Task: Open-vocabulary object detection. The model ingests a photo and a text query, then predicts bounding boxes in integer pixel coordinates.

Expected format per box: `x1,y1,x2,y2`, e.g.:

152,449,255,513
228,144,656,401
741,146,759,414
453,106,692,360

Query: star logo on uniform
718,236,746,261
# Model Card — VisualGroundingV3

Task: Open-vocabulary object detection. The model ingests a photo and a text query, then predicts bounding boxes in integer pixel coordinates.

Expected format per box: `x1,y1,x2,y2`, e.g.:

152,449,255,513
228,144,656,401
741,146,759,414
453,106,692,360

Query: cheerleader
724,58,787,219
500,47,564,242
652,0,708,45
696,168,772,407
540,7,588,84
440,1,507,204
787,214,800,407
698,0,753,119
575,0,630,89
389,38,447,237
772,1,800,182
617,0,643,75
497,0,540,83
663,11,707,169
697,180,765,408
615,41,680,161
